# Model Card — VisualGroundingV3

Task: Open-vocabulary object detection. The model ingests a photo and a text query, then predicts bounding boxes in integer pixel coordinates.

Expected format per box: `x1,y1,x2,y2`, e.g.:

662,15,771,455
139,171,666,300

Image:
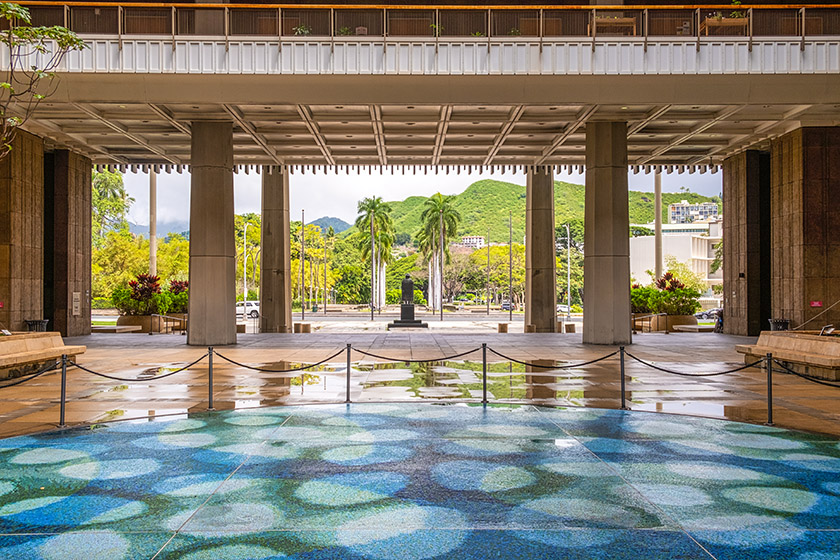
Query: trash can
768,318,790,331
24,319,49,332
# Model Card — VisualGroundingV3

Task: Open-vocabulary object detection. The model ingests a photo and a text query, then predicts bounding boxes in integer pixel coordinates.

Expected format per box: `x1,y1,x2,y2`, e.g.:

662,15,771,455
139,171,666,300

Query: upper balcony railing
9,3,840,41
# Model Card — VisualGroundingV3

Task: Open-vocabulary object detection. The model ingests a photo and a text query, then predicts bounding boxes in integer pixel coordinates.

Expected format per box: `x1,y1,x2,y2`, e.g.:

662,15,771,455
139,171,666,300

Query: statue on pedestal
388,274,428,330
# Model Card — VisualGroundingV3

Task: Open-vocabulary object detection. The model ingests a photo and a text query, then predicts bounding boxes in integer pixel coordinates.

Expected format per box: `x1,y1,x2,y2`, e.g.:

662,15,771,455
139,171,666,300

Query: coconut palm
415,193,460,313
355,197,395,318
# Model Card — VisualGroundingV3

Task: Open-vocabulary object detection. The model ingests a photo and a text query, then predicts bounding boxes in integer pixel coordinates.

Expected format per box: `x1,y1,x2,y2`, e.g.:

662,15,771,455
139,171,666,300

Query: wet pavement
0,332,838,439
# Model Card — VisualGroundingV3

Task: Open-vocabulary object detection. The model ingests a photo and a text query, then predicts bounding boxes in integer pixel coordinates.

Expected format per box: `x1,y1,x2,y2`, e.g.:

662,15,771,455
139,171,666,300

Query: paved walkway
1,332,838,439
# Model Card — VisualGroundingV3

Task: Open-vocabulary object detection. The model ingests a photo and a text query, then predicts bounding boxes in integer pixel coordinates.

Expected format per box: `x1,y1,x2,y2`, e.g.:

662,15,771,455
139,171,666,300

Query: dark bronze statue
388,274,428,329
401,274,414,304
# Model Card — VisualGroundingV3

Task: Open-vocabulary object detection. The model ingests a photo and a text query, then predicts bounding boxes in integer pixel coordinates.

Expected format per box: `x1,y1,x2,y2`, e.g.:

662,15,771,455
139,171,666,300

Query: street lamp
566,222,571,321
243,221,249,304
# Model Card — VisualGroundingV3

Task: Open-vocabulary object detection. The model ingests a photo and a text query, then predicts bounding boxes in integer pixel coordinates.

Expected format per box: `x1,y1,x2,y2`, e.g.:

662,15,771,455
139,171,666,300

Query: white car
236,300,260,319
557,304,571,313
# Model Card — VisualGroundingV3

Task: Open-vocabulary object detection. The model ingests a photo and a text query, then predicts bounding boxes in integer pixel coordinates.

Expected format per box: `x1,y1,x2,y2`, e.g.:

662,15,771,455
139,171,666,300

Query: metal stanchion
481,343,488,404
59,354,67,428
207,347,215,411
765,352,773,426
619,346,628,410
345,343,352,404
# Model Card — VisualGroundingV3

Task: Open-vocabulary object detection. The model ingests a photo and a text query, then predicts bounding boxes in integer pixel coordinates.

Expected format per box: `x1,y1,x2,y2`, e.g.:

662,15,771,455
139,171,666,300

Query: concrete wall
723,150,771,336
770,127,840,329
49,150,92,336
0,131,44,331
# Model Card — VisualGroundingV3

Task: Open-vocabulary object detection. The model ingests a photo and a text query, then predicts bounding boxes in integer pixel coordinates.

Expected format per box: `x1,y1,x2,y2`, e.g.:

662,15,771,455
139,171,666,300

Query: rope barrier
772,359,840,388
487,348,618,369
352,347,482,363
68,352,209,382
0,361,59,389
213,348,346,373
625,352,765,377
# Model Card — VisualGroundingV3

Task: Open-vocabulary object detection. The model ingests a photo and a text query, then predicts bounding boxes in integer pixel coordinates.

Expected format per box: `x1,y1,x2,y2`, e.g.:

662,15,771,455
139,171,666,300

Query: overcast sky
124,168,722,227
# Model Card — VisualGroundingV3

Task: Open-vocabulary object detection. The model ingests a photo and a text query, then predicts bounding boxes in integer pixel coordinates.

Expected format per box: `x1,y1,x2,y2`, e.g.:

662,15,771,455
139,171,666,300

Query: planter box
116,314,187,334
635,314,698,333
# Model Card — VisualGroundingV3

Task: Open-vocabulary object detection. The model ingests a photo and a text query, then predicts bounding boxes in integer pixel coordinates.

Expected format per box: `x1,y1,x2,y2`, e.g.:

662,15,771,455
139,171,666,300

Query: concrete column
524,166,556,333
49,149,92,337
260,166,293,333
770,127,840,329
0,131,44,332
187,121,236,346
723,150,771,336
149,171,157,277
654,172,663,279
583,121,631,345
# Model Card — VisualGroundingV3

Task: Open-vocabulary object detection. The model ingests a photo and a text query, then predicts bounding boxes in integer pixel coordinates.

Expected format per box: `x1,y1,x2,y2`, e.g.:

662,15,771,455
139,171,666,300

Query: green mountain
311,216,351,234
378,179,718,243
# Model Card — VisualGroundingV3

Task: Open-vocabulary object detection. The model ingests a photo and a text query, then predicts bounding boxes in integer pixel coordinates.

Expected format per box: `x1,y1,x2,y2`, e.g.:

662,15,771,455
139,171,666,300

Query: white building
460,236,486,250
668,200,719,224
629,221,722,291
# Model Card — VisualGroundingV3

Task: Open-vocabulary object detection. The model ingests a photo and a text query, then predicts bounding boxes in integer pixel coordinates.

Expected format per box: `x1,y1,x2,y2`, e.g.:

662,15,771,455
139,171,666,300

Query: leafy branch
0,3,86,159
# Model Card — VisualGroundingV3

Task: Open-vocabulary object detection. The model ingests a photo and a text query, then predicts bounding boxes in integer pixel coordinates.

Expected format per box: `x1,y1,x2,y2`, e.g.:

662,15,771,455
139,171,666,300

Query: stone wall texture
770,127,840,329
0,131,44,332
50,150,92,336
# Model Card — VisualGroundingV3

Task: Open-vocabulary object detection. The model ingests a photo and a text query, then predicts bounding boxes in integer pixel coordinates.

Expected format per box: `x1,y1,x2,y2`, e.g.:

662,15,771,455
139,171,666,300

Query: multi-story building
668,200,719,224
460,236,485,250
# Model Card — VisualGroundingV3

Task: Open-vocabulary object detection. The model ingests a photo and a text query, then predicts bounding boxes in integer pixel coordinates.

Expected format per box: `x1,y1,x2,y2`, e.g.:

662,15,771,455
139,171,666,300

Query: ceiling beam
534,105,598,166
296,105,335,166
72,103,180,165
483,105,525,166
147,104,191,136
693,104,813,164
21,116,129,165
635,105,744,166
370,105,388,166
431,105,452,166
222,104,284,166
627,105,672,135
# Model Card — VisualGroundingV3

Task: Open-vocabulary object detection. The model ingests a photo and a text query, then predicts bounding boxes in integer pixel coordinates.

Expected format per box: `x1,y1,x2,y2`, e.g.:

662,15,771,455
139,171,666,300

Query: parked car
694,307,722,320
557,304,571,314
501,301,513,311
236,300,260,319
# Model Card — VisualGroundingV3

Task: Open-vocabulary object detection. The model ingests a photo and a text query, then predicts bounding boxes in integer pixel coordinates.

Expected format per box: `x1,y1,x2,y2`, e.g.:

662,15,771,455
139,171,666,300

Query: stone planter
649,314,698,332
116,314,187,333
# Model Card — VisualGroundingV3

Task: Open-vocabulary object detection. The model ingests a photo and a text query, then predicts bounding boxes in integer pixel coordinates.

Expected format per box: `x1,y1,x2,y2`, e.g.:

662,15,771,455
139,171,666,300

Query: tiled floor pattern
0,403,839,559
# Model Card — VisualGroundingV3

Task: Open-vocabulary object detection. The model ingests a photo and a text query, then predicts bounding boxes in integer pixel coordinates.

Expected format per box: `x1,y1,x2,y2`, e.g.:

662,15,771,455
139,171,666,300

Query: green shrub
630,285,657,314
649,287,701,316
111,286,140,315
91,297,112,310
413,289,426,306
152,292,173,316
386,289,401,305
571,304,583,313
170,291,189,314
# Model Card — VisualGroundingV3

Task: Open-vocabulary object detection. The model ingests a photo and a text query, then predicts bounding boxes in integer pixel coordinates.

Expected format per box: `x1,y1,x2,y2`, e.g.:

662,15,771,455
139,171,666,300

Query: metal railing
10,3,840,44
5,343,839,433
149,313,187,336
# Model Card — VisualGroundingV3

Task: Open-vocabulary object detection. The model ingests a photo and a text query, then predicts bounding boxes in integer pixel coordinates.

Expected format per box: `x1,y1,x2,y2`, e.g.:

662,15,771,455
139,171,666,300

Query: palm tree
416,193,460,315
355,197,394,319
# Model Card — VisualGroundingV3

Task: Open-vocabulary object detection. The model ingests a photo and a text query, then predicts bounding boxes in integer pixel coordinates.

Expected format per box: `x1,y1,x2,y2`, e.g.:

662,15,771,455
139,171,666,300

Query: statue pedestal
388,304,428,330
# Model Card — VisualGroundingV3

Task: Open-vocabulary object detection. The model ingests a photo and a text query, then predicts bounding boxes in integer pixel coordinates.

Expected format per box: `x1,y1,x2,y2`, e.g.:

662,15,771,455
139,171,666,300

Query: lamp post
508,210,513,322
301,210,305,322
439,208,444,322
243,221,249,304
486,228,490,315
566,222,571,321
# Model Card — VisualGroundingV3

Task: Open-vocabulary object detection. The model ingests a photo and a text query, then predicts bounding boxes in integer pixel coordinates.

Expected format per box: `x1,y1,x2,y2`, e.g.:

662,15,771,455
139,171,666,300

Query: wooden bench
0,332,86,377
736,331,840,381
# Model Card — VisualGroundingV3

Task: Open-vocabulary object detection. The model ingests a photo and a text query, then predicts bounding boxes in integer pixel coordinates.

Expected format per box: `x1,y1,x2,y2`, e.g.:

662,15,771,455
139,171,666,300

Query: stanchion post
482,343,488,404
619,346,628,410
345,343,352,404
208,347,215,411
59,354,67,428
765,352,773,426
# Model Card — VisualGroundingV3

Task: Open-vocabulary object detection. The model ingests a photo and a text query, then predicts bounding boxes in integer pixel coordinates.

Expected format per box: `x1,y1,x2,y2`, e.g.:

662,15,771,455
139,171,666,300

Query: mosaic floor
0,403,839,559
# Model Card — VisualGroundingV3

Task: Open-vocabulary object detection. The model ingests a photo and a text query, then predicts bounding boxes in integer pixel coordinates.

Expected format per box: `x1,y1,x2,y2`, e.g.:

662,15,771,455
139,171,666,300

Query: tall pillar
149,171,157,277
48,150,92,337
187,121,236,346
0,131,44,332
260,166,293,333
770,127,840,329
723,150,771,336
524,166,556,332
654,172,663,279
583,121,631,345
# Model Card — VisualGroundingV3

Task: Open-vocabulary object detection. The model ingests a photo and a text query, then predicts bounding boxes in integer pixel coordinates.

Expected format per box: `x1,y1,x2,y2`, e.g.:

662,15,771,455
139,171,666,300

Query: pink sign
810,301,823,308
